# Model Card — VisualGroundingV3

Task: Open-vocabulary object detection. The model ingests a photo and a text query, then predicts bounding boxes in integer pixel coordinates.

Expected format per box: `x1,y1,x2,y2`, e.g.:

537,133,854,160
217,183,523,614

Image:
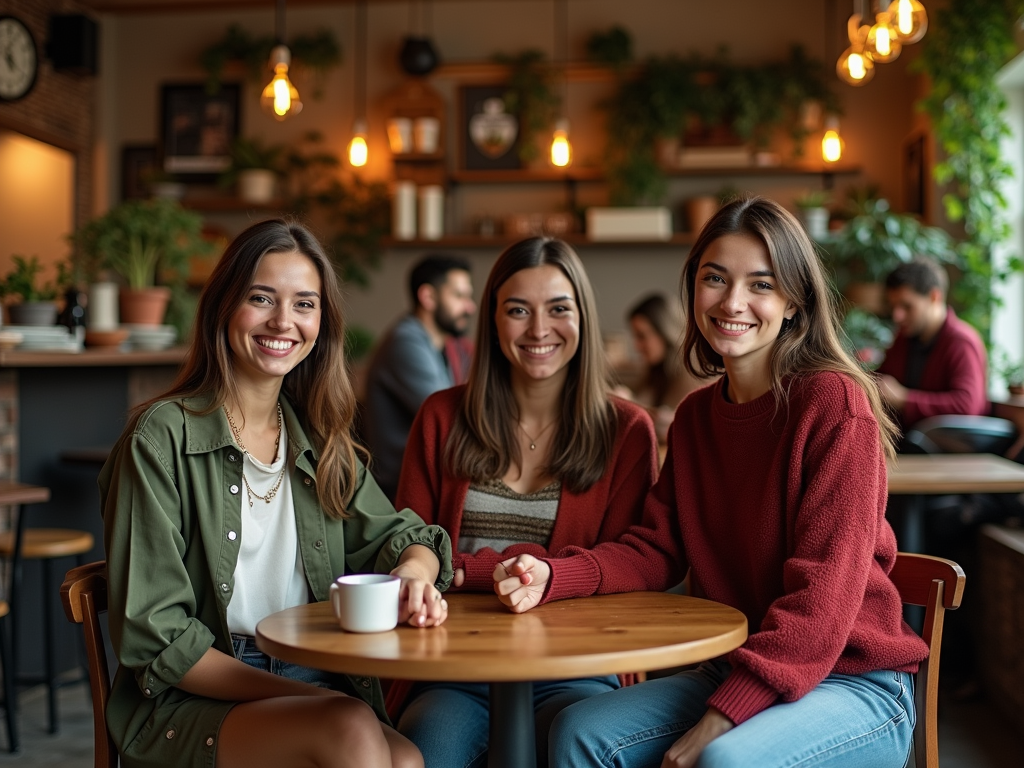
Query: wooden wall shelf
179,197,285,212
382,234,694,250
433,61,626,84
449,168,604,184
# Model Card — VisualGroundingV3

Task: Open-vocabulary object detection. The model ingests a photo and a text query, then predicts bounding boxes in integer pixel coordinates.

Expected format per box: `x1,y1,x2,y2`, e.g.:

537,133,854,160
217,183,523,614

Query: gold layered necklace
224,403,285,508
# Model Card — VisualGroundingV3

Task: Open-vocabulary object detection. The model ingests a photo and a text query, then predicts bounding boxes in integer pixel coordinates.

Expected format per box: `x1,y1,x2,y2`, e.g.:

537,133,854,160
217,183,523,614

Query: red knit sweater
396,385,659,590
544,372,929,725
876,307,988,427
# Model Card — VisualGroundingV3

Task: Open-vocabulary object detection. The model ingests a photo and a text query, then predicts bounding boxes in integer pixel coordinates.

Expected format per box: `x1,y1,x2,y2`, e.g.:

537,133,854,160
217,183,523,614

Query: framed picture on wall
121,144,158,200
160,83,240,176
903,131,928,219
459,84,522,171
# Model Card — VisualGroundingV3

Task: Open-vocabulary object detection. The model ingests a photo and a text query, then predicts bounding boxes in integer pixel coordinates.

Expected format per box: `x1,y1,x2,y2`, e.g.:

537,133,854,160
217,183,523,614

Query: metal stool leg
0,614,18,753
42,560,57,735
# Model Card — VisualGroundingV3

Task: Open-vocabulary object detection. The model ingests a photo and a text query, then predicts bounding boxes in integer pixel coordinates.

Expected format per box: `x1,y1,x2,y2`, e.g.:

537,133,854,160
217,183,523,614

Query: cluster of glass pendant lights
837,0,928,86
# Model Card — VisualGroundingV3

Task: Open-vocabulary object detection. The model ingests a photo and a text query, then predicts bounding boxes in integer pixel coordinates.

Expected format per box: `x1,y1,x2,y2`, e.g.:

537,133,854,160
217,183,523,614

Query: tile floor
0,681,1020,767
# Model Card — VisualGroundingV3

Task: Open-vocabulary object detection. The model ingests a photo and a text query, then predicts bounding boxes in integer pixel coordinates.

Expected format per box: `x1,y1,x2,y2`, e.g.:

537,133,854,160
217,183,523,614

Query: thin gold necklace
224,403,285,508
518,419,557,451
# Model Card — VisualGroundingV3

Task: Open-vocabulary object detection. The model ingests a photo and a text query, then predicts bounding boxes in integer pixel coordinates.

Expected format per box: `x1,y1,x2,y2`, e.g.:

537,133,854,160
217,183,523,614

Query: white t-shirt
226,419,307,636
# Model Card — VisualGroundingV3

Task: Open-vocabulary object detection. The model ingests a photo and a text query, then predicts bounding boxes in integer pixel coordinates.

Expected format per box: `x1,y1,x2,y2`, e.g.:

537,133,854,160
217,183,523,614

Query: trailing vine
916,0,1024,338
592,40,838,205
493,50,561,164
200,24,341,99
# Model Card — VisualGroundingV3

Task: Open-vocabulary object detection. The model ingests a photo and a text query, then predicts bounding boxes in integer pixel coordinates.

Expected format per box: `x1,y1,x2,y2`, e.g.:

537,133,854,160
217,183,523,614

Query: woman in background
393,237,658,768
100,219,452,768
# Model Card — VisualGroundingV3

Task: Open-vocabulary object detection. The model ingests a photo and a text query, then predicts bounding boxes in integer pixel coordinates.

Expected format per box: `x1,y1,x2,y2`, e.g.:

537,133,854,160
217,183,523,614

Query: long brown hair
445,237,616,492
681,197,898,460
127,218,363,518
628,293,685,406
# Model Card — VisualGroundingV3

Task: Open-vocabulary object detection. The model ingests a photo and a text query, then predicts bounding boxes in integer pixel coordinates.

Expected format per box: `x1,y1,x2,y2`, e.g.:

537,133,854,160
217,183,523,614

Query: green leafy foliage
585,26,632,71
219,137,287,187
344,323,375,362
70,199,211,290
494,50,562,164
597,42,839,205
841,307,894,370
993,348,1024,386
915,0,1024,338
0,255,65,302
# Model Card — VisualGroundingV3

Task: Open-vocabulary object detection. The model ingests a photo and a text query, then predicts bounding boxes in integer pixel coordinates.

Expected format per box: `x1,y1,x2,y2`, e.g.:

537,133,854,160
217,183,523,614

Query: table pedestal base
489,681,536,768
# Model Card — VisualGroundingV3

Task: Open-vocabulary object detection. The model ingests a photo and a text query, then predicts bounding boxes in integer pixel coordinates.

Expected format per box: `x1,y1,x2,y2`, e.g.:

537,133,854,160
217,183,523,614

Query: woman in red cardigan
393,237,659,768
495,198,930,768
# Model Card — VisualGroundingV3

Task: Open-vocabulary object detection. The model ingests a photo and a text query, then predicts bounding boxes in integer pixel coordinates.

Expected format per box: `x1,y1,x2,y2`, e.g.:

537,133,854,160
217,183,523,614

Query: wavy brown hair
127,218,362,518
628,293,685,406
681,197,898,460
444,237,616,492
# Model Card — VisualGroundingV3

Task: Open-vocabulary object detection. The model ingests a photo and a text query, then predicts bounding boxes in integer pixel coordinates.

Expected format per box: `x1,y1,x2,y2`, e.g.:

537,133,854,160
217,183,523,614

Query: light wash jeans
397,676,620,768
549,660,915,768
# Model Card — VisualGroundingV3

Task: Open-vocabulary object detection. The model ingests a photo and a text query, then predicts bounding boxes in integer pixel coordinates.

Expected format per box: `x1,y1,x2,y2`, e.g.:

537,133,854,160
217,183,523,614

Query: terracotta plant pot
844,282,885,316
685,196,719,234
119,287,171,326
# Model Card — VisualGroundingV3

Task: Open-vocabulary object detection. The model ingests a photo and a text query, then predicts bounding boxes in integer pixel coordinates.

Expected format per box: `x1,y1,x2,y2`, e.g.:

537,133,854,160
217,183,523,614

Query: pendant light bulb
836,45,875,86
887,0,927,44
261,45,303,120
866,11,902,63
348,120,368,167
822,116,844,164
550,118,572,168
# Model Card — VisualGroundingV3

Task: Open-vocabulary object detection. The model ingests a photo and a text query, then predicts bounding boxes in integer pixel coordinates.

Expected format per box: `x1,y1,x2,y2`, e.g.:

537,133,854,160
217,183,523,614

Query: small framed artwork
459,84,521,171
160,83,240,176
903,131,928,219
121,144,158,200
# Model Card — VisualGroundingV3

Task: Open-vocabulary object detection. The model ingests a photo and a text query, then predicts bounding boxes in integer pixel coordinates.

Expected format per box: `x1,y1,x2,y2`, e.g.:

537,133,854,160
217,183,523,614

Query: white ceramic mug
329,574,401,633
414,116,440,153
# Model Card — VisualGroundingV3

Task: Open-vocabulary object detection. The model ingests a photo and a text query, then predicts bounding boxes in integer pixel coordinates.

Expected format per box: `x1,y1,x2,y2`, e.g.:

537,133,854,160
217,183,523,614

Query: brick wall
0,0,95,229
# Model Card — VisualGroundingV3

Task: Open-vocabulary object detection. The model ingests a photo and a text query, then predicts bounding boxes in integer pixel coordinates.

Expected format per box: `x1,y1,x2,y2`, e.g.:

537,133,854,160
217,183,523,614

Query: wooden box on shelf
384,78,446,188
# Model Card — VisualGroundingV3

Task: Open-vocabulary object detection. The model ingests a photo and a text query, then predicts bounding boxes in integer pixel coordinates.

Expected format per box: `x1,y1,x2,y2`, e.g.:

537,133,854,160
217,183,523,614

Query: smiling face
495,264,580,388
694,233,795,384
227,250,322,387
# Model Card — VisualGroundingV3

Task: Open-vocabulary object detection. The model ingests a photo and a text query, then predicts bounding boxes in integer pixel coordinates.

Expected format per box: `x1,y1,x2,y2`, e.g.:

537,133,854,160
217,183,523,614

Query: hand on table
877,374,908,409
389,562,448,628
493,554,550,613
660,707,733,768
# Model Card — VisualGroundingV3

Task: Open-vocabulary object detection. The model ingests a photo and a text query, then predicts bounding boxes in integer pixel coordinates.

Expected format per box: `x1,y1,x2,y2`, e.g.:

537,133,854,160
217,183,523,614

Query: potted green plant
841,306,894,370
994,351,1024,396
0,255,65,326
221,137,286,203
794,190,832,241
71,199,210,326
820,195,959,315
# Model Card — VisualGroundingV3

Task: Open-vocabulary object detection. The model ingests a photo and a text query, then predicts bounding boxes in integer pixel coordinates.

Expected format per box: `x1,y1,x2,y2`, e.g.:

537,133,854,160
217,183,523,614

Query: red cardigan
396,385,659,591
543,373,929,725
876,307,988,427
385,385,658,717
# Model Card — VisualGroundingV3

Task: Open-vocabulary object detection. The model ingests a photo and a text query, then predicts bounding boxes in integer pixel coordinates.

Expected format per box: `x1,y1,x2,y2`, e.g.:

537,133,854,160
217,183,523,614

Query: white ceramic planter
799,207,831,241
238,169,276,204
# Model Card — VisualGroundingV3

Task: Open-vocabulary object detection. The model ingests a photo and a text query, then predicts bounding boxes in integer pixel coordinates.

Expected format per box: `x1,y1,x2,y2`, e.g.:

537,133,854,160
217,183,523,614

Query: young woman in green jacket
100,219,453,768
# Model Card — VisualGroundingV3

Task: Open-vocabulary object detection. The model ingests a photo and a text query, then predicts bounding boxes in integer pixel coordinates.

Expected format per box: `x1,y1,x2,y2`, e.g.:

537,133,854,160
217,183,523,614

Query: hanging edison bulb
837,45,875,85
866,10,902,63
550,118,572,168
821,116,844,163
260,45,303,120
887,0,927,44
348,119,368,167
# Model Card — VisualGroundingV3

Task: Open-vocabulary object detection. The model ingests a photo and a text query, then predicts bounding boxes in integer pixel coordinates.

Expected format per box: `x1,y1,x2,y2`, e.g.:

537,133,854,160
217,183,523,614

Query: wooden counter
0,346,187,368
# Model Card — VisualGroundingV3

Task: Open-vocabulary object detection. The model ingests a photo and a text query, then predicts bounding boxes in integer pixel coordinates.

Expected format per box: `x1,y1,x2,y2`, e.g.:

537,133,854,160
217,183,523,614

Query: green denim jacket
99,395,452,768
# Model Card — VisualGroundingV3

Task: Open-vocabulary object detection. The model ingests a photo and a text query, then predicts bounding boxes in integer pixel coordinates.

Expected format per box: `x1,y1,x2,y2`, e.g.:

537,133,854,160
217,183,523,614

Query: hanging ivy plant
200,24,341,100
493,50,561,164
590,37,838,205
915,1,1024,340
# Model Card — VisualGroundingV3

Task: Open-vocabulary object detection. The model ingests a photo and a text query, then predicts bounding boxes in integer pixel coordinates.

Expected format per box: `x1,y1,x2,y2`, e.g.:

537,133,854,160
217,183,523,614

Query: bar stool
0,480,51,751
0,480,93,736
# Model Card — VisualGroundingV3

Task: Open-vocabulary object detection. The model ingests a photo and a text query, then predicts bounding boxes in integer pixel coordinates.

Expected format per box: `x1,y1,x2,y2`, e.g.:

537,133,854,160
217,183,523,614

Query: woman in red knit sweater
393,237,659,768
495,198,930,768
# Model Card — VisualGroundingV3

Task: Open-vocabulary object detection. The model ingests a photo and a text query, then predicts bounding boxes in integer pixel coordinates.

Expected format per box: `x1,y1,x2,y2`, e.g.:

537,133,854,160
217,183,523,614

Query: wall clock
0,16,38,102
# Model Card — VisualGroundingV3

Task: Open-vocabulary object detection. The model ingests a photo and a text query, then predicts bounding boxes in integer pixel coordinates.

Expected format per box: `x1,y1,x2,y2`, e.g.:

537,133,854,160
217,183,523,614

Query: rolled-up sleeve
101,429,216,697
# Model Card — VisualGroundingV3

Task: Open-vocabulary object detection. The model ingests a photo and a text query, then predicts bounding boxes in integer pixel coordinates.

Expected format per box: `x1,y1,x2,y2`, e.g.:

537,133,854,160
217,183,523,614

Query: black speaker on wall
47,14,99,76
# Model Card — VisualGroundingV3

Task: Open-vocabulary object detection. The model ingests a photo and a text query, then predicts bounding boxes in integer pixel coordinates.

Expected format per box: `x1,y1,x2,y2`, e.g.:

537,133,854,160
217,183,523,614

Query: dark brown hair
628,292,685,406
128,218,363,518
680,197,898,460
444,237,616,492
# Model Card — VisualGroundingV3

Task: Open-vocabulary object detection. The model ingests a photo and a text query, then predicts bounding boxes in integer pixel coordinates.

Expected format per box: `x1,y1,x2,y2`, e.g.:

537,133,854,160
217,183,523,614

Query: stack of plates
3,325,82,352
124,324,177,351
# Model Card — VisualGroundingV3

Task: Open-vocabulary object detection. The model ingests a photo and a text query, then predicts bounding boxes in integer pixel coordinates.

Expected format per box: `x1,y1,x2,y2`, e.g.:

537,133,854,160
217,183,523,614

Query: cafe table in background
257,592,748,768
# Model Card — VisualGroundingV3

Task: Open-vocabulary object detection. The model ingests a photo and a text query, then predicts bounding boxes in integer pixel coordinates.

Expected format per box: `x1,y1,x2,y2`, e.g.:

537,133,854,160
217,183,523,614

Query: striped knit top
457,478,561,554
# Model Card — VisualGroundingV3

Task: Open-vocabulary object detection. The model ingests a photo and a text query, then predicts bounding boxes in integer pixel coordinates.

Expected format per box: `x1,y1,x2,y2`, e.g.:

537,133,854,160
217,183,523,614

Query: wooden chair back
60,561,116,768
889,552,966,768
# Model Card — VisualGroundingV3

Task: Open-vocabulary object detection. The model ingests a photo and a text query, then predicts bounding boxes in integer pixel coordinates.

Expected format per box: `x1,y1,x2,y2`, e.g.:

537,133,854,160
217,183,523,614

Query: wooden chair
59,561,116,768
0,599,17,752
890,552,966,768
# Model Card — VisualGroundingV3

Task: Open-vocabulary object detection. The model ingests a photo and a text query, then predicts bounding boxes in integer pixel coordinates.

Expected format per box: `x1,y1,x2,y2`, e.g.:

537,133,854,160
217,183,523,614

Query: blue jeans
230,634,344,689
397,676,620,768
549,660,915,768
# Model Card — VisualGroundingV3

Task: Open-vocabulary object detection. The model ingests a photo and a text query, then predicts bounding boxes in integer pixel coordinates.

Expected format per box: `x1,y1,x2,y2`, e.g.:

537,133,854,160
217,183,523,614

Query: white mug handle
330,581,341,617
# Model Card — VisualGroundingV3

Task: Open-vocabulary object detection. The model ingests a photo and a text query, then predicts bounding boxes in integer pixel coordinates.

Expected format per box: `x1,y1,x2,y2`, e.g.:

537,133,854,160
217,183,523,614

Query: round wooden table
257,591,747,768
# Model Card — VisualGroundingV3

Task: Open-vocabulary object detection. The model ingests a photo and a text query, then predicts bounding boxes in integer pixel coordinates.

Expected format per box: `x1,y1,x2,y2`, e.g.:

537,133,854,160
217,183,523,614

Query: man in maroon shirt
876,256,988,433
